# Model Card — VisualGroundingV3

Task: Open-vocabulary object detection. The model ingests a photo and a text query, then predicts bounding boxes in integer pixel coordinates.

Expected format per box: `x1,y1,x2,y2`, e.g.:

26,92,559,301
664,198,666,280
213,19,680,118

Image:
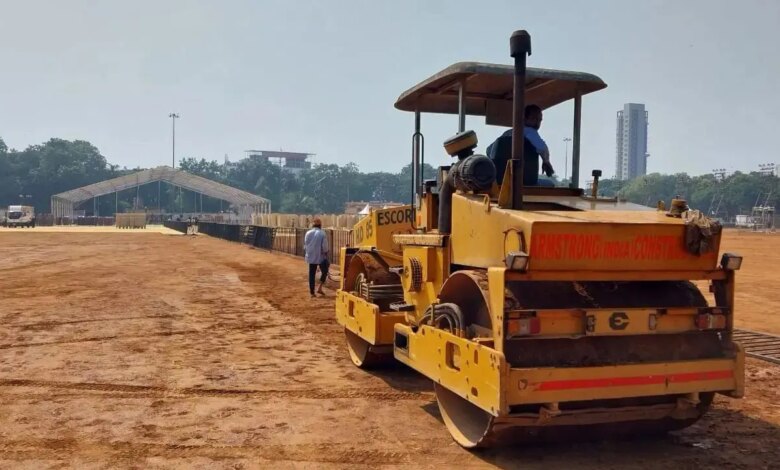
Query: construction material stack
116,212,147,229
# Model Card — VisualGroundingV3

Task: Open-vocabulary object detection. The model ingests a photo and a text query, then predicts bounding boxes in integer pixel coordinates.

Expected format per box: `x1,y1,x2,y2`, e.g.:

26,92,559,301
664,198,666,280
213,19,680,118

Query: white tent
50,166,271,221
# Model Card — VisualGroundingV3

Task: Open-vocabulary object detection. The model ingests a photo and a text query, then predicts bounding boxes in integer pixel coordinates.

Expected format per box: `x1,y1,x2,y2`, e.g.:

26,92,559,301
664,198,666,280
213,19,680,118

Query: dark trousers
308,260,329,294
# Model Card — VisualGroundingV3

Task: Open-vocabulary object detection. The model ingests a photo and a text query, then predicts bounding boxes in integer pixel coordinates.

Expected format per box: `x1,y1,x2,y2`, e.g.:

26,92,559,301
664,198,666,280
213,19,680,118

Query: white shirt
304,227,328,264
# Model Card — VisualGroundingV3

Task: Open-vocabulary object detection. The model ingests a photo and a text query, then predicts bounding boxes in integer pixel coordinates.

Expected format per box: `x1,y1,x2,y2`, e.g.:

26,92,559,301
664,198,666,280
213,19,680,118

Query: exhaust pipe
591,170,602,198
510,30,532,210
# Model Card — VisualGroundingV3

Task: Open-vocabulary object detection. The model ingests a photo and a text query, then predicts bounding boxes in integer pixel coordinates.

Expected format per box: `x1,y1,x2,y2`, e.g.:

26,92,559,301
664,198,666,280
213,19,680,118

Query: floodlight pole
169,113,180,168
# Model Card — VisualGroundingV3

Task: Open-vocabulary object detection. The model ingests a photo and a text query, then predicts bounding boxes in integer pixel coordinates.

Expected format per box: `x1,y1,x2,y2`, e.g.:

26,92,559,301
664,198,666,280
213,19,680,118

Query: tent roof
51,166,269,206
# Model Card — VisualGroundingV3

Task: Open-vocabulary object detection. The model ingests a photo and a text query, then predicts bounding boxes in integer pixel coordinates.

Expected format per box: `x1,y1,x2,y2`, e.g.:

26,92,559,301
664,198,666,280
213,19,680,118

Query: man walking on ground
304,217,329,297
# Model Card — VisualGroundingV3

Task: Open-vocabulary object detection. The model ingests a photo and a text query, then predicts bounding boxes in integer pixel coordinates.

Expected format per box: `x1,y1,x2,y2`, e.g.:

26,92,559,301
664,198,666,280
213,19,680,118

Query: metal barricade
271,227,299,256
166,221,353,265
325,228,352,263
164,220,189,233
252,226,276,250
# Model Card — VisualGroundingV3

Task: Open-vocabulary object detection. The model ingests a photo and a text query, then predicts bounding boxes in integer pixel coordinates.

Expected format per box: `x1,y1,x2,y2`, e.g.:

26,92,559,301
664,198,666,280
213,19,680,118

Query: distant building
245,150,314,175
615,103,649,180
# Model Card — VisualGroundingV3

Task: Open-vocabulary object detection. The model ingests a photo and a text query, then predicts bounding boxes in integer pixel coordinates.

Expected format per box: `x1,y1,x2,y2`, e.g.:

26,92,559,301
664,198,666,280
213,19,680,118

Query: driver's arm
525,127,550,163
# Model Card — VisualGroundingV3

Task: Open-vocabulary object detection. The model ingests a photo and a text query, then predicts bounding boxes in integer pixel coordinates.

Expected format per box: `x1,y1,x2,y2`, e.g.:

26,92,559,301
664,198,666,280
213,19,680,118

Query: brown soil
718,230,780,334
0,228,777,469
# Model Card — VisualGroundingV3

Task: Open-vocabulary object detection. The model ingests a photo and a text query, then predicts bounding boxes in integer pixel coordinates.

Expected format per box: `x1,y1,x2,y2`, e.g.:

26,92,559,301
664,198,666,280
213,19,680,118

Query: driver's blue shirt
486,126,552,187
524,126,548,154
488,127,548,156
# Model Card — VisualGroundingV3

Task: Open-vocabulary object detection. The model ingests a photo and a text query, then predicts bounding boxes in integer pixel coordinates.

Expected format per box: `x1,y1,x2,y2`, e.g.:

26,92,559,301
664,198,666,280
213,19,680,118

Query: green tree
398,163,437,203
0,138,114,211
596,172,779,218
178,157,225,182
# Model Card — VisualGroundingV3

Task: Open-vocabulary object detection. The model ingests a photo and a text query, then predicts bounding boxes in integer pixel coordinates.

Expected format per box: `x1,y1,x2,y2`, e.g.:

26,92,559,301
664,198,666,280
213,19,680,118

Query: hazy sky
1,0,778,179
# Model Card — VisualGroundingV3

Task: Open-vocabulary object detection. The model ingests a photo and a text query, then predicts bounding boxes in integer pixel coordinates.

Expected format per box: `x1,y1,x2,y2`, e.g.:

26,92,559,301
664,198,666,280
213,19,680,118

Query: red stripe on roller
536,369,733,391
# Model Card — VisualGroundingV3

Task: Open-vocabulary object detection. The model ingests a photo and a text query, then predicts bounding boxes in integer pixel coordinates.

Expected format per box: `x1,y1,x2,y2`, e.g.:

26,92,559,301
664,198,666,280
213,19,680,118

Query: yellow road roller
335,29,743,448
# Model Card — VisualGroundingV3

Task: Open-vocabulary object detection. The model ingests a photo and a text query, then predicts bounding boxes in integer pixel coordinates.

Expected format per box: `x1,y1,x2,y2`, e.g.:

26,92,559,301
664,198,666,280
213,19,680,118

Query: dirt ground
714,230,780,334
0,228,777,469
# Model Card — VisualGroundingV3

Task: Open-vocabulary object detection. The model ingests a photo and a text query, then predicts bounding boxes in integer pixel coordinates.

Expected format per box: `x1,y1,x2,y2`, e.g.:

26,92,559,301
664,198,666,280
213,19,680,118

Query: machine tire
435,270,491,337
433,270,498,448
344,329,392,369
434,383,496,449
431,274,718,448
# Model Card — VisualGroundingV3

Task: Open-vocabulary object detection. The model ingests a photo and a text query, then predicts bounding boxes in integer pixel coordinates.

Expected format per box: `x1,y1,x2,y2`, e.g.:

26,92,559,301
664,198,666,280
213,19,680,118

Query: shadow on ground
365,362,433,394
421,404,778,469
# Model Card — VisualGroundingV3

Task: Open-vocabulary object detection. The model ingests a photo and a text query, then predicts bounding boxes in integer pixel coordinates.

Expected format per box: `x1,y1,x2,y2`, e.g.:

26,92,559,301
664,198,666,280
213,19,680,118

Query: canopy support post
571,91,582,189
457,82,466,132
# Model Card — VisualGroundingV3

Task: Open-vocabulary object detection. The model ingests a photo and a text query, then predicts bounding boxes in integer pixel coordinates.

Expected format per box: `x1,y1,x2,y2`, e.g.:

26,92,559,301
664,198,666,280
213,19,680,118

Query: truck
4,205,36,228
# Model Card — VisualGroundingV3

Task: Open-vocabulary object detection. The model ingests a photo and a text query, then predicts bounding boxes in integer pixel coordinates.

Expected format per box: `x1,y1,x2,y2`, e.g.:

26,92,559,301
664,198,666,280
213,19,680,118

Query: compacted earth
0,227,777,468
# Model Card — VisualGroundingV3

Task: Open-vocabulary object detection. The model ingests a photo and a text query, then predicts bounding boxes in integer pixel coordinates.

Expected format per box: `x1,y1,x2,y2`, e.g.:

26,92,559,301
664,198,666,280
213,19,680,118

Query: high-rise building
615,103,649,180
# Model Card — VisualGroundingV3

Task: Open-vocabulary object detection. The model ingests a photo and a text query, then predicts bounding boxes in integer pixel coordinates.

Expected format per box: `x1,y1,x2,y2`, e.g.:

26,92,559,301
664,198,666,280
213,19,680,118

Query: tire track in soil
0,379,430,400
0,438,413,465
0,253,102,274
226,262,346,347
0,330,201,349
4,314,183,330
0,322,294,350
4,313,290,332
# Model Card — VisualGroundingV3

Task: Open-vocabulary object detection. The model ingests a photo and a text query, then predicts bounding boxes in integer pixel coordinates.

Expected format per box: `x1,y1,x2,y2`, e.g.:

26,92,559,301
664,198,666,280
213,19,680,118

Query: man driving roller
486,104,555,186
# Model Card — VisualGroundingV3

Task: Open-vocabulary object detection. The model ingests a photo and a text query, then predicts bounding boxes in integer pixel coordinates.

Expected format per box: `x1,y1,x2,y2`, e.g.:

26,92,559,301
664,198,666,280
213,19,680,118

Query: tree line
597,172,778,220
0,136,435,214
1,136,777,218
175,156,436,213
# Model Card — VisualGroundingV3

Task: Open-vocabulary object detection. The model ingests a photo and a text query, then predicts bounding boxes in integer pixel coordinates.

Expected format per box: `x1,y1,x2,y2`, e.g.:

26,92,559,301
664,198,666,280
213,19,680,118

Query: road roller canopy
394,62,606,127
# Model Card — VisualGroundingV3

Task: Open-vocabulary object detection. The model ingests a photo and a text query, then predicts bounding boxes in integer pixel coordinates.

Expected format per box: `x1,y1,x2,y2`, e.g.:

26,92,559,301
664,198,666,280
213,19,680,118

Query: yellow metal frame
335,290,405,345
394,262,743,418
395,323,744,417
394,324,507,415
351,205,415,255
335,203,415,350
450,194,721,272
